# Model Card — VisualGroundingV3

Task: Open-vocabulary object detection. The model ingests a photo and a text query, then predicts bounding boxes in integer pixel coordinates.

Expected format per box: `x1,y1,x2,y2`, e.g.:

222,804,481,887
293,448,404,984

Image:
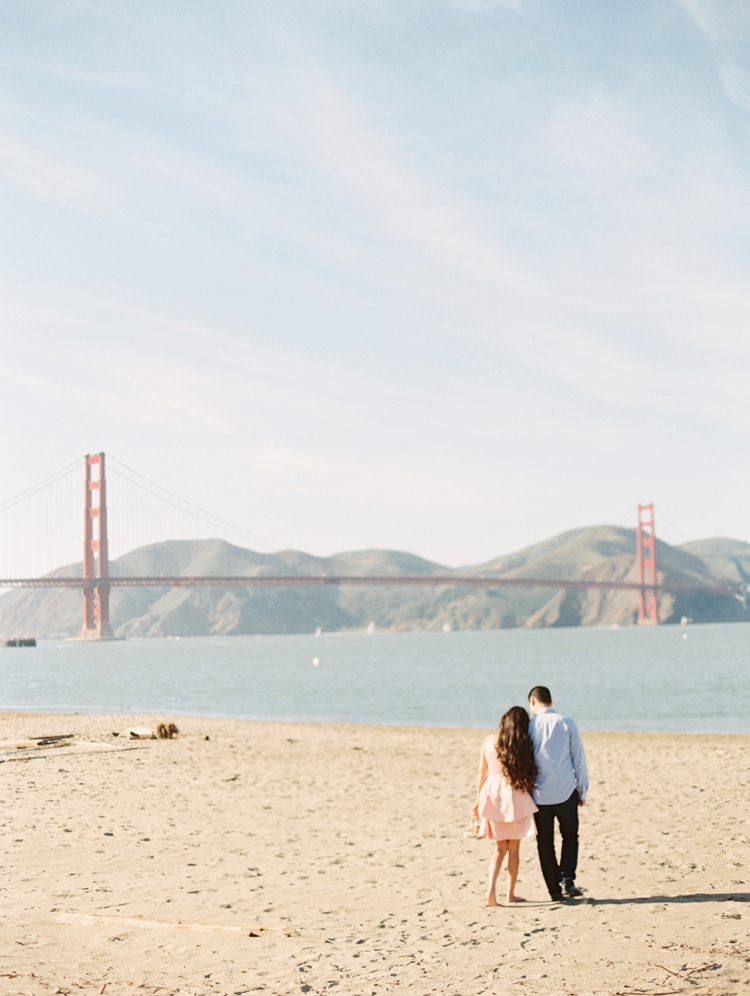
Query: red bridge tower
636,503,658,625
80,452,114,639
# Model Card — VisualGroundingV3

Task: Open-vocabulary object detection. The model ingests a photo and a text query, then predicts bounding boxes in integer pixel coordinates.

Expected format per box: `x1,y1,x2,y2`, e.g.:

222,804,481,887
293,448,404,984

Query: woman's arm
472,743,488,817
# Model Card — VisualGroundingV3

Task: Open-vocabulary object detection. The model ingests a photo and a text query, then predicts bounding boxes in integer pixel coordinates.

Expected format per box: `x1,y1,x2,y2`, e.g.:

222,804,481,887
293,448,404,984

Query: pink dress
478,734,538,841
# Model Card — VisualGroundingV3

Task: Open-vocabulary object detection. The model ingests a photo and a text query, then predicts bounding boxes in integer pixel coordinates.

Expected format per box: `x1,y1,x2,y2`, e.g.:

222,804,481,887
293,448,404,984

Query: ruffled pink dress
478,734,538,841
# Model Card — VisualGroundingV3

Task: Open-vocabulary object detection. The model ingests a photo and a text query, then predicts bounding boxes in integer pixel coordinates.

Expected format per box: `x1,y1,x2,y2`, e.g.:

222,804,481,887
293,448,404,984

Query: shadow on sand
583,892,750,906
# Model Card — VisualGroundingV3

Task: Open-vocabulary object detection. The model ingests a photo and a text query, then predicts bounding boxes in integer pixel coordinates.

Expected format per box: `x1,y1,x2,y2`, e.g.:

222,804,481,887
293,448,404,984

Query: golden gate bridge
0,453,744,639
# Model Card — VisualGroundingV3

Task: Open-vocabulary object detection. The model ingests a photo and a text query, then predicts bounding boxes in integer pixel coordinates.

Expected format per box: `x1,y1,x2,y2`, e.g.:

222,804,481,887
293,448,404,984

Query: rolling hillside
0,528,747,639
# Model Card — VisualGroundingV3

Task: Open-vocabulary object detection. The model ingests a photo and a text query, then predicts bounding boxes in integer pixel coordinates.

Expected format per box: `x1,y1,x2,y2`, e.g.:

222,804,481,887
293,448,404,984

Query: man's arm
568,720,588,805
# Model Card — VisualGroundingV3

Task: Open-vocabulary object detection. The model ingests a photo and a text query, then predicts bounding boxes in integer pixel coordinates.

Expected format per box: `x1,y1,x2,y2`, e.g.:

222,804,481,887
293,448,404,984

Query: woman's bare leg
487,840,508,905
506,839,523,903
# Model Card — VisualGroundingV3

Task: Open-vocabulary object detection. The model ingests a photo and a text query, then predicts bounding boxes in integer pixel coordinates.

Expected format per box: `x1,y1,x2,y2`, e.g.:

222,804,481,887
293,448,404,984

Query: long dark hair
495,706,537,794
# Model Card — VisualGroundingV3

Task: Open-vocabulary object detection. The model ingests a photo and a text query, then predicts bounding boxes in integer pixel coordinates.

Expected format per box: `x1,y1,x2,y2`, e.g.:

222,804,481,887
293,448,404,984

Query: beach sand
0,712,747,996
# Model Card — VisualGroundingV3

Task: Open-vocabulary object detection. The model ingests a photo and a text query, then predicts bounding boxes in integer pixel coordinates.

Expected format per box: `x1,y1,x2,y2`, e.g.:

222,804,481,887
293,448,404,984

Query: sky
2,0,750,573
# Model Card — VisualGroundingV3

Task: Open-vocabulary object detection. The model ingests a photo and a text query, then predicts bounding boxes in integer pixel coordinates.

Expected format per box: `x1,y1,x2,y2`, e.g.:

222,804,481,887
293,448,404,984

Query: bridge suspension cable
0,458,81,515
0,458,82,579
107,455,287,552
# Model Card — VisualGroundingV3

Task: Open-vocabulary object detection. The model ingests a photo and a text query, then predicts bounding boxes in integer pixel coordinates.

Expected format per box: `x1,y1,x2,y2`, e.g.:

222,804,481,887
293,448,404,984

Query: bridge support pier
79,453,114,640
636,503,658,625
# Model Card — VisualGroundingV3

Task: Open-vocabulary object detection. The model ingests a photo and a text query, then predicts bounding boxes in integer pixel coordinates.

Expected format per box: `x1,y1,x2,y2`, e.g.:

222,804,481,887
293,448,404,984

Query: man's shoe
562,881,583,898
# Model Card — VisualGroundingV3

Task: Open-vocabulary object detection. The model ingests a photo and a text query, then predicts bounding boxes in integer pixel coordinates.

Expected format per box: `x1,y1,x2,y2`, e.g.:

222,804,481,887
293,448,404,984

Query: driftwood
114,722,180,740
0,735,74,751
0,740,128,762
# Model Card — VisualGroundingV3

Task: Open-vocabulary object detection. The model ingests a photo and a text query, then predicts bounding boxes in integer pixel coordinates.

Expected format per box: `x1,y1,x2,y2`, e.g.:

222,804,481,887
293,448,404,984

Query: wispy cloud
284,67,541,298
0,133,112,209
547,96,653,174
679,0,750,44
679,1,750,111
1,1,750,560
444,0,523,10
12,57,154,91
228,443,496,514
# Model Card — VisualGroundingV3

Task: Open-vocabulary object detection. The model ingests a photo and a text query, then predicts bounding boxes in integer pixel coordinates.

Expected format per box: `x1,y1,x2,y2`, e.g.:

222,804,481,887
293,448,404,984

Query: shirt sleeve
567,719,589,800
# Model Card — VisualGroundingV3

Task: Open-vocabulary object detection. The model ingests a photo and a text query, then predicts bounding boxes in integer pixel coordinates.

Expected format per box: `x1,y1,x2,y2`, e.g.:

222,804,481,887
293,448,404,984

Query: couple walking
472,685,588,905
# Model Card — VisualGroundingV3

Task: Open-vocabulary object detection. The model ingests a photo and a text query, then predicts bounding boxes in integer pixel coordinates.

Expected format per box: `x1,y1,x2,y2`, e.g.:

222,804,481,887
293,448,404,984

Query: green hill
676,538,750,585
0,526,747,639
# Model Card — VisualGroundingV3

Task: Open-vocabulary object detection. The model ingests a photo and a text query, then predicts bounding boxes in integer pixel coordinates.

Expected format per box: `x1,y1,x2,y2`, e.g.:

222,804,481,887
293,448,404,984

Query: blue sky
2,0,750,572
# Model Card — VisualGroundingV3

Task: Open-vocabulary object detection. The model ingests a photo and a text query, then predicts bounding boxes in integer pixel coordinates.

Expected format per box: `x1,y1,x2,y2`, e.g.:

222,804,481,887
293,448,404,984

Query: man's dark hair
528,685,552,705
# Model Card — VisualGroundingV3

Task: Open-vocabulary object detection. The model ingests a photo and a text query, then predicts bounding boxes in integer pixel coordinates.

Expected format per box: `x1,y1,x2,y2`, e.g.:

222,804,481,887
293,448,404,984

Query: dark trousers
533,789,579,896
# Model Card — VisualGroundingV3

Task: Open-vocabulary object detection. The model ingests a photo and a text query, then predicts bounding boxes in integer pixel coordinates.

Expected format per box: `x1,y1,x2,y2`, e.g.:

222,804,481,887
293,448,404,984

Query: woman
472,705,538,906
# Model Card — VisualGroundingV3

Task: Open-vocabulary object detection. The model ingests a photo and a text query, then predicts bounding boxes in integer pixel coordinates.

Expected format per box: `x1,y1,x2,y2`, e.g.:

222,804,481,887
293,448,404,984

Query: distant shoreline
15,616,750,643
0,708,748,740
3,530,749,638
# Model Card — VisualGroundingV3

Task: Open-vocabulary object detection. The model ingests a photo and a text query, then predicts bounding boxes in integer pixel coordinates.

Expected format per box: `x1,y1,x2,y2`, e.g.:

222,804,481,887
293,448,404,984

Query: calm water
0,624,748,733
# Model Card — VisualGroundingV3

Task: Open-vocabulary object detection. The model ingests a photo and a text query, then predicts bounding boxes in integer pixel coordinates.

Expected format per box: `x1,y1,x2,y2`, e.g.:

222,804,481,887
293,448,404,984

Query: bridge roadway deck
0,575,745,597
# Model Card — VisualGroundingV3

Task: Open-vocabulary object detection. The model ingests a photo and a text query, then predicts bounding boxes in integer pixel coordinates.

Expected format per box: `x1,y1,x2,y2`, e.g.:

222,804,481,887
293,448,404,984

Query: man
528,686,588,901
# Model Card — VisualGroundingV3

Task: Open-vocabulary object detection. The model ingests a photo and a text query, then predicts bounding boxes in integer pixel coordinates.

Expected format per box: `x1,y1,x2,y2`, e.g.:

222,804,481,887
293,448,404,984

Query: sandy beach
0,712,747,996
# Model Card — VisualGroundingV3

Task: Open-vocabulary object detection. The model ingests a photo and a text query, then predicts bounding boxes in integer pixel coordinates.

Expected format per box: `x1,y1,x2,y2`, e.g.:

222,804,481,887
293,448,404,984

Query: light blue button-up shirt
528,708,588,806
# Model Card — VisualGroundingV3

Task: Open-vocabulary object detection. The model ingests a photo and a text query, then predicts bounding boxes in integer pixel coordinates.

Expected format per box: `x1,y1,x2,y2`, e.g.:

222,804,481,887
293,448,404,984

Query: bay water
0,623,748,733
